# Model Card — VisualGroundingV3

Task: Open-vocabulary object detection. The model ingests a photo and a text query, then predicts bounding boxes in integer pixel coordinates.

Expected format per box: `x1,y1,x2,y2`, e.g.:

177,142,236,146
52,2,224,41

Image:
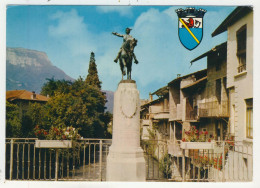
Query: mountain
6,47,75,93
6,47,114,113
104,90,114,113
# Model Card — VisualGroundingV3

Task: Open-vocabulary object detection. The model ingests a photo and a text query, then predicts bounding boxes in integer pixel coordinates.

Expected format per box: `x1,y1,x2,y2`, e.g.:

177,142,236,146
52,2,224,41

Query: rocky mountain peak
7,47,52,67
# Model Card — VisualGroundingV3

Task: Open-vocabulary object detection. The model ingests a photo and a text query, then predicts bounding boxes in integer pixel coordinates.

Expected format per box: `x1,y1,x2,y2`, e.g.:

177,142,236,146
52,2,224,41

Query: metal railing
5,138,253,182
169,140,253,182
5,138,112,181
141,140,168,180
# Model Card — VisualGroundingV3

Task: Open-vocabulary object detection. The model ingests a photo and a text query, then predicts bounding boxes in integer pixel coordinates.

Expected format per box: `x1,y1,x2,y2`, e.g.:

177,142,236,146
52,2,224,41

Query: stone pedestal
106,80,146,181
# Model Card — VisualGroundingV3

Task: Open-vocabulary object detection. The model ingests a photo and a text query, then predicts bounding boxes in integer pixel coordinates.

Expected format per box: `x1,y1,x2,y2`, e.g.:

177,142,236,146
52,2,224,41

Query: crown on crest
175,7,206,18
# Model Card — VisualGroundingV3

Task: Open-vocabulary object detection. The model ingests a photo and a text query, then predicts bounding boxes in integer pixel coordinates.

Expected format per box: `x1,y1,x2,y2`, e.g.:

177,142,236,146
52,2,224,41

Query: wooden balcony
186,108,198,121
150,106,169,119
185,99,198,121
199,101,229,118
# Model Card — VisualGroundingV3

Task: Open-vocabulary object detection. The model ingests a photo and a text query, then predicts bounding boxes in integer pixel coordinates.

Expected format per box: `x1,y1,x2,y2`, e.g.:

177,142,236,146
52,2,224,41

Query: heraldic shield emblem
176,8,206,50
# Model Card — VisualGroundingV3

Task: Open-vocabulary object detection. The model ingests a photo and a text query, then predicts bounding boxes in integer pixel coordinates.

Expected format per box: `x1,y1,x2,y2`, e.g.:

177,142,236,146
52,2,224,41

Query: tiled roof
168,69,207,86
151,86,168,96
6,90,49,102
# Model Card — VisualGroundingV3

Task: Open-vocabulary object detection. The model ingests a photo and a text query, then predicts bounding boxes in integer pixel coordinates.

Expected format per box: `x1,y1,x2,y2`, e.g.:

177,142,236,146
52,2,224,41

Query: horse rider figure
112,28,138,64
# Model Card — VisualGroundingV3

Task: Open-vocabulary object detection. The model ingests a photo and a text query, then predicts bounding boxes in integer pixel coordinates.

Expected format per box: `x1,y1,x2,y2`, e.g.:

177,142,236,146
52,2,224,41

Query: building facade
212,6,253,180
6,90,49,118
140,7,253,181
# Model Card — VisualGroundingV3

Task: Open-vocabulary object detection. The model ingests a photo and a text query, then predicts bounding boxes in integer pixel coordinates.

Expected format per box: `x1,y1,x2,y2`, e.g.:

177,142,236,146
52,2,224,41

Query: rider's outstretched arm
112,32,124,37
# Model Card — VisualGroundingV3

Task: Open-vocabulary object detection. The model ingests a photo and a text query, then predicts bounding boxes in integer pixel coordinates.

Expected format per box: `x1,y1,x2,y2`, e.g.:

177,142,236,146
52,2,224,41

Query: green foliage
6,101,22,137
159,154,172,179
33,52,110,139
7,52,111,139
147,128,156,140
41,77,72,97
85,52,101,89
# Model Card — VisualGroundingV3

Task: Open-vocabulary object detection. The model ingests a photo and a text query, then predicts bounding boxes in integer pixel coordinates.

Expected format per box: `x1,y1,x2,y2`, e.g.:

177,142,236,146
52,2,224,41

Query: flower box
35,140,72,148
180,142,214,150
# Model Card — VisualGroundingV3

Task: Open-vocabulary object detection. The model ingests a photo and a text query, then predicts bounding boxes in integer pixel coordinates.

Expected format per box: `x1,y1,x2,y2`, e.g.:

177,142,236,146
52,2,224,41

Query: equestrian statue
112,28,139,80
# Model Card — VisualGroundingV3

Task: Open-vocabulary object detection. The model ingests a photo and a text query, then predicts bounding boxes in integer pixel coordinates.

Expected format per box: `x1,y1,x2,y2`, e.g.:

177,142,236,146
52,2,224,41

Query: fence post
182,149,185,182
55,149,59,181
9,139,14,180
99,140,103,181
222,141,225,182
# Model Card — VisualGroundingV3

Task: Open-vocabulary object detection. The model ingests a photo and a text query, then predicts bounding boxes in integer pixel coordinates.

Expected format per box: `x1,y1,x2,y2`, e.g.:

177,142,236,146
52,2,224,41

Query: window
236,25,247,73
246,99,253,139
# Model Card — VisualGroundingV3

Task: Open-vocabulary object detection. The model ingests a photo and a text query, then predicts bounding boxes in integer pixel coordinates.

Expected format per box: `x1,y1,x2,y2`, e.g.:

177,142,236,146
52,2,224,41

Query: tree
28,52,112,139
6,101,22,138
85,52,102,89
41,77,72,97
84,52,110,137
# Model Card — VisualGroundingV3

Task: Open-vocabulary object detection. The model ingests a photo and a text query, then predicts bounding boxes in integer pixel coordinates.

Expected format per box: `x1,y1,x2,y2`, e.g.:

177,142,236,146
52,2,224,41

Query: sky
6,5,236,99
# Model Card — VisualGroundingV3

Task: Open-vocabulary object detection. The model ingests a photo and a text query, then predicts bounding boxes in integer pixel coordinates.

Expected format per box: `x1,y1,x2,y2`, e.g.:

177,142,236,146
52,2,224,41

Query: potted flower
34,125,81,148
180,126,215,150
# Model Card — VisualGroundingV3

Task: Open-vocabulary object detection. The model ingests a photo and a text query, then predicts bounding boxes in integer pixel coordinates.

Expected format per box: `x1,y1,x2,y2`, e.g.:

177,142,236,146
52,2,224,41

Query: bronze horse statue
118,38,138,80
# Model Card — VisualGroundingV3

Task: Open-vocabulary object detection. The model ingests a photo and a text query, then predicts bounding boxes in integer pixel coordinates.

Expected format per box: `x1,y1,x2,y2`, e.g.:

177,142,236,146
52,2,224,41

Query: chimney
177,74,181,78
149,92,153,102
31,91,36,99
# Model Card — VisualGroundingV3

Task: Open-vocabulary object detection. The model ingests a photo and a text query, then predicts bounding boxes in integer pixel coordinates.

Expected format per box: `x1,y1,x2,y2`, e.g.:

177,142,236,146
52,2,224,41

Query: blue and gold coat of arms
176,8,206,50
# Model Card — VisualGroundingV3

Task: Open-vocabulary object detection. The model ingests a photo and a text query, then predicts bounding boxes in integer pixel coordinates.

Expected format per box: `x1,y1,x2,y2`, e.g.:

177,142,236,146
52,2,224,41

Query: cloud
49,9,96,57
48,7,234,98
47,7,205,98
48,9,125,91
131,8,186,89
96,6,133,17
49,9,87,37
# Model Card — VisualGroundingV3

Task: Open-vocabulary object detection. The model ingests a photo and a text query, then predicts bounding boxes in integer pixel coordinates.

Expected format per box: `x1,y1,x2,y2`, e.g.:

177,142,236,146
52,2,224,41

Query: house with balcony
212,6,253,142
190,42,229,141
140,86,170,141
211,6,253,180
167,69,207,146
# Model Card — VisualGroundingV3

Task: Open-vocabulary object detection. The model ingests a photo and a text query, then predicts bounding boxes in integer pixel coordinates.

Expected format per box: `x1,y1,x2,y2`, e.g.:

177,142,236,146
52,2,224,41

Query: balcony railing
199,101,229,118
237,63,246,73
150,106,169,114
186,108,198,121
150,106,169,119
